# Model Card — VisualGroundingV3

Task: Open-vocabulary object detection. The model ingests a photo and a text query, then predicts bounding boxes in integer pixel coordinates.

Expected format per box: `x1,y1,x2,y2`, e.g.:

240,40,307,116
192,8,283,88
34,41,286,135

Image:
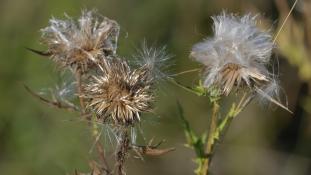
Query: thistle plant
26,10,173,175
24,6,295,175
173,12,292,175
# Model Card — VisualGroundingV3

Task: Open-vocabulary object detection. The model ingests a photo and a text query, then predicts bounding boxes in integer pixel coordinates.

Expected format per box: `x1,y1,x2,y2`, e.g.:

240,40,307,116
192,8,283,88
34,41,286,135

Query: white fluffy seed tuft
191,12,290,111
133,43,171,81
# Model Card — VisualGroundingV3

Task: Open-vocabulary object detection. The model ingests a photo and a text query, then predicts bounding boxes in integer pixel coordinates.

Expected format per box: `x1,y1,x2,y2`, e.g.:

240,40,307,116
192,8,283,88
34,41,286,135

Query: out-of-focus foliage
274,0,311,121
0,0,310,175
275,0,311,80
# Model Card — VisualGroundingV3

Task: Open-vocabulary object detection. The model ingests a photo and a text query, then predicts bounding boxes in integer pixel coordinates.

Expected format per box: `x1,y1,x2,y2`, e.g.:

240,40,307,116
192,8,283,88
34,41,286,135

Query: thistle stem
115,128,130,175
197,93,251,175
200,101,219,175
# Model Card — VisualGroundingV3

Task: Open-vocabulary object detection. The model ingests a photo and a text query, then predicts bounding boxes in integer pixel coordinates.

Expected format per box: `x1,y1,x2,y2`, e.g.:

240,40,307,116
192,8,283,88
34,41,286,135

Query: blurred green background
1,0,311,174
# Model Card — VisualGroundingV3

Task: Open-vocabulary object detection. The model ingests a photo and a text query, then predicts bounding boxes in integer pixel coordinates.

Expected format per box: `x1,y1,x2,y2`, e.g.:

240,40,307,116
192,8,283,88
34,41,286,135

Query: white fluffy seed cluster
191,12,279,100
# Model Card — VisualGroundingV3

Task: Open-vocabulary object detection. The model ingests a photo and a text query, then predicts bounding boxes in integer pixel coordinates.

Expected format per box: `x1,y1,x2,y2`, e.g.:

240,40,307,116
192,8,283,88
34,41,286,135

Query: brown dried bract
83,57,154,126
40,10,120,73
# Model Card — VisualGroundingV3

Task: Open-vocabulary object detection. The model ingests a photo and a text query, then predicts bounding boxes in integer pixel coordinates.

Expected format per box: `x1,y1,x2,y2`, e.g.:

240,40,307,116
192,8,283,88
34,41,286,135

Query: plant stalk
115,128,130,175
200,101,219,175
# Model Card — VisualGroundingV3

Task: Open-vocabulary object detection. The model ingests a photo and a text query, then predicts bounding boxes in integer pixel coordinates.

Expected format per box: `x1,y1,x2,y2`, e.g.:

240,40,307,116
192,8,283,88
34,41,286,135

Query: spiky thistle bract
83,56,156,126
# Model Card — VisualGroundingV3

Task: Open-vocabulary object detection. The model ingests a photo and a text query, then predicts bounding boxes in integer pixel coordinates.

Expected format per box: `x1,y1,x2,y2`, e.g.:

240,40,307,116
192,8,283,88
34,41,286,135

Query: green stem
210,93,253,156
169,78,200,95
212,96,243,144
199,101,219,175
171,68,201,76
198,93,252,175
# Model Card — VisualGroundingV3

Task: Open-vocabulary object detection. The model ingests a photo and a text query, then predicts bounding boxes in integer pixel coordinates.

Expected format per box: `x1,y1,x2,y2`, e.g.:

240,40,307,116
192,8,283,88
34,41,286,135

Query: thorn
25,47,52,56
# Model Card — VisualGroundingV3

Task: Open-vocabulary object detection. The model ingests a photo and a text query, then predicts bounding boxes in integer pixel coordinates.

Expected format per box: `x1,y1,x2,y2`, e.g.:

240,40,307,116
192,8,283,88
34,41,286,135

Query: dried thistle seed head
40,10,120,73
191,12,275,96
83,57,154,126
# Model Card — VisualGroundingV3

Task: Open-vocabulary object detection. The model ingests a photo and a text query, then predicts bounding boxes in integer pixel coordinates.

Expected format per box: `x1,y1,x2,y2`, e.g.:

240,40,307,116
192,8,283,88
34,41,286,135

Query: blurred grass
0,0,310,175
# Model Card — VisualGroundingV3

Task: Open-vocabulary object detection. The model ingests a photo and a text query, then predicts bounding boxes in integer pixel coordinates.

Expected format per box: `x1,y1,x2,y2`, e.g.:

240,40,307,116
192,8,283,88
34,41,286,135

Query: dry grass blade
273,0,299,44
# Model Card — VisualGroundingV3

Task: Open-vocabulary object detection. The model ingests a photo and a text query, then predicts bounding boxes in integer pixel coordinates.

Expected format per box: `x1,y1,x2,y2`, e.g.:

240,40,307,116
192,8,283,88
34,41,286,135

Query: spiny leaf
177,101,206,158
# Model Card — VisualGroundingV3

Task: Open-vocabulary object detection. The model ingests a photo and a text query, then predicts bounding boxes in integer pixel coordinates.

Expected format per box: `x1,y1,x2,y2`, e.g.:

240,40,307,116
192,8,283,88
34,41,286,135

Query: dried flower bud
40,10,120,73
191,12,276,96
83,56,155,126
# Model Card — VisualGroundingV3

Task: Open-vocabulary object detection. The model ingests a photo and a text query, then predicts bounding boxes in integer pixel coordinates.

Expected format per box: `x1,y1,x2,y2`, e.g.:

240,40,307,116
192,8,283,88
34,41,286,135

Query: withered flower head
83,56,155,126
191,12,275,96
40,10,120,73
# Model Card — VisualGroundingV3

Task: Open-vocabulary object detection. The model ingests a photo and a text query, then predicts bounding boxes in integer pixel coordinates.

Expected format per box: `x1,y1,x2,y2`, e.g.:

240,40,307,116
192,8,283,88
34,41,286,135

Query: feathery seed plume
190,12,292,112
134,43,171,81
191,12,275,96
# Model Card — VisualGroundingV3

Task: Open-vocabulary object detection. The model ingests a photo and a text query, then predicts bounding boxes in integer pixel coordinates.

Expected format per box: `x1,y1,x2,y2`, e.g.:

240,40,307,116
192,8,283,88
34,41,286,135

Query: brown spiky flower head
83,54,162,126
40,10,120,73
191,12,276,97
